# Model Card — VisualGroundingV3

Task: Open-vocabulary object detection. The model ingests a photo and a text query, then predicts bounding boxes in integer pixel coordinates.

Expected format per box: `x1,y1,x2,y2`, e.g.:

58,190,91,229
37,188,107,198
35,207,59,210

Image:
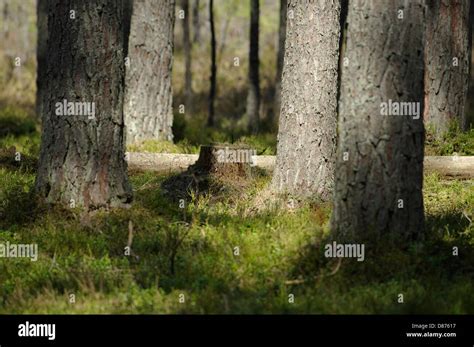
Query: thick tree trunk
124,0,175,144
332,0,426,239
272,0,341,200
246,0,260,133
192,0,200,43
274,0,287,123
36,0,48,120
181,0,193,114
35,0,132,209
424,0,471,134
208,0,216,127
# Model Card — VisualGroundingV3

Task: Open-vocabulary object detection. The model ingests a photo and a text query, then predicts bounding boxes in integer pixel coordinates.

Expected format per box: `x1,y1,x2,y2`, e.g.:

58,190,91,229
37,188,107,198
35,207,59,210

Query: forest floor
0,105,473,314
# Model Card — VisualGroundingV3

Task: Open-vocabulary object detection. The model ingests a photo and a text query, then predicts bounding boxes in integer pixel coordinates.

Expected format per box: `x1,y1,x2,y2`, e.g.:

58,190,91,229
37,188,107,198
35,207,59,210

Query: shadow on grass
284,211,474,313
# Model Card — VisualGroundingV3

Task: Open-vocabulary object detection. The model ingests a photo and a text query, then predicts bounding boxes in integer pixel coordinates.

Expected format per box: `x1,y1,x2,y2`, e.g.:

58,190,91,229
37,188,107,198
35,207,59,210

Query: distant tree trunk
182,0,193,115
35,0,132,209
272,0,340,200
208,0,217,127
192,0,200,43
467,1,474,129
274,0,287,122
424,0,471,134
0,0,36,103
124,0,175,144
36,0,48,120
332,0,425,239
246,0,260,133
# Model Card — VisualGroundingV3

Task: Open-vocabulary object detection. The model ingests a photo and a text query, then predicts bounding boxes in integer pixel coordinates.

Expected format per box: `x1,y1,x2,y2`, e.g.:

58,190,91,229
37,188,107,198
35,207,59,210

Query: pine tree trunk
246,0,260,133
182,0,193,115
35,0,132,209
332,0,426,239
272,0,341,200
424,0,471,134
208,0,216,127
192,0,200,43
274,0,287,122
124,0,175,144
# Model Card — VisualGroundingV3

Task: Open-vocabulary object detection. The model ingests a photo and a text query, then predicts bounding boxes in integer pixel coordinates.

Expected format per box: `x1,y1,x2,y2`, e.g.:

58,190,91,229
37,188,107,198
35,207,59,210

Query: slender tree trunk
274,0,287,122
36,0,48,120
192,0,200,43
124,0,175,144
35,0,132,210
272,0,340,200
0,0,36,103
424,0,471,134
246,0,260,133
332,0,426,239
467,0,474,129
182,0,193,115
208,0,216,127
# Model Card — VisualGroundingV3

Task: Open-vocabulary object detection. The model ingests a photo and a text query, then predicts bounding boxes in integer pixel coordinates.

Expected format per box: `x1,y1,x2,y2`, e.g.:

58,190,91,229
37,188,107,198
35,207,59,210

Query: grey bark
192,0,200,43
274,0,287,122
332,0,426,239
246,0,260,133
272,0,341,201
208,0,216,126
124,0,175,144
424,0,471,134
35,0,132,209
181,0,193,114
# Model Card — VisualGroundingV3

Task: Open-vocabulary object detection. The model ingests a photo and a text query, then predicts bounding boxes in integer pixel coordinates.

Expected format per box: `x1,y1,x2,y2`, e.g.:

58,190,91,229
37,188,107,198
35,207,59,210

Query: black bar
0,315,472,346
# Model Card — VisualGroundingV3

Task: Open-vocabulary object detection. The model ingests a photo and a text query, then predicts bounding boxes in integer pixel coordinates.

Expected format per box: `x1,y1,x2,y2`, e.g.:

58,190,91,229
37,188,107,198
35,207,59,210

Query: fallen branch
127,152,474,179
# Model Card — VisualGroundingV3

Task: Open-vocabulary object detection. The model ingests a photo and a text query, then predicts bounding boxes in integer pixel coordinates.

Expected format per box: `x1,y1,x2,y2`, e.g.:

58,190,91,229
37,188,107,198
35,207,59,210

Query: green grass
0,165,473,314
425,124,474,156
1,103,474,314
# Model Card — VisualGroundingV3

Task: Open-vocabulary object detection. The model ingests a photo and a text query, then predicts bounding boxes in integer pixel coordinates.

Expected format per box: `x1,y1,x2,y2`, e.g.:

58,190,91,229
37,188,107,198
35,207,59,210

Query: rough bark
424,0,471,134
332,0,426,239
272,0,341,200
274,0,287,122
208,0,216,127
124,0,175,144
246,0,260,133
35,0,132,209
192,0,200,43
181,0,193,114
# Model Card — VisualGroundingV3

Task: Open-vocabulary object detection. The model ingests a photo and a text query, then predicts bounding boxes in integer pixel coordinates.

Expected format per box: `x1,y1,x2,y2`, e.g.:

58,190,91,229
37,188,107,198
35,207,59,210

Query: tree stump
162,144,257,200
191,145,255,179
